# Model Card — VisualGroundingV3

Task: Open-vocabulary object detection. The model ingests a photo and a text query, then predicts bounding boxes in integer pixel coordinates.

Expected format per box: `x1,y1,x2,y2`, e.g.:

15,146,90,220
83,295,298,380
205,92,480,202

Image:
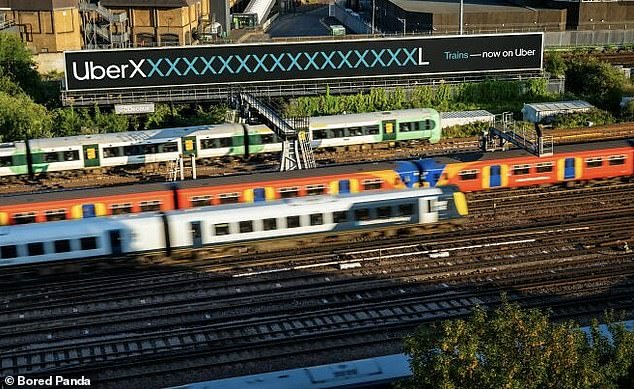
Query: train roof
430,139,634,164
166,354,412,389
27,124,242,149
0,161,401,206
166,187,443,221
0,213,156,244
176,161,401,189
309,109,438,128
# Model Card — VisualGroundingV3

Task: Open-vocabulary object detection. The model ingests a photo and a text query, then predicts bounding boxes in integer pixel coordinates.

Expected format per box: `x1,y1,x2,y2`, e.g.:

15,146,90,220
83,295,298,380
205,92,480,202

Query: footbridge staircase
233,92,316,171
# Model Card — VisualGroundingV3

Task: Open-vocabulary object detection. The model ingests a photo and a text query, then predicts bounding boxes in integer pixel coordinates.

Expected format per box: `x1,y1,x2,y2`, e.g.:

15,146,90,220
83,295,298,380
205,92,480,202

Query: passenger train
0,108,441,177
1,139,631,226
0,187,468,267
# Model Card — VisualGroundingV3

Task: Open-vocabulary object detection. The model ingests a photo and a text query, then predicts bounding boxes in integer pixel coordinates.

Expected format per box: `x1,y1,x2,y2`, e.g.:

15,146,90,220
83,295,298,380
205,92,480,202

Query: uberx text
4,375,91,387
72,60,147,80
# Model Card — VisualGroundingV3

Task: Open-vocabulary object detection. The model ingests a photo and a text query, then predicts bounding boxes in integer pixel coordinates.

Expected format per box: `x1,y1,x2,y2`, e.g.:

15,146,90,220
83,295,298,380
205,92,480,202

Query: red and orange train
1,139,632,226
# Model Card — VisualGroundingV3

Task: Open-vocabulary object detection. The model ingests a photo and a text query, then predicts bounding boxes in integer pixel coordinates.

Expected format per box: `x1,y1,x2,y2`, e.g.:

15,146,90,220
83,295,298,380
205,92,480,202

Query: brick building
0,0,211,52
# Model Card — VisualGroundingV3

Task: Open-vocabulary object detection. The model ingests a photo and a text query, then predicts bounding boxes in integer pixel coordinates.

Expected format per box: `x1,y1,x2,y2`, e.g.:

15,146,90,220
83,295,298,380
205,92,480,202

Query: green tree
0,32,43,101
545,51,567,78
401,302,634,389
565,57,625,110
0,92,52,141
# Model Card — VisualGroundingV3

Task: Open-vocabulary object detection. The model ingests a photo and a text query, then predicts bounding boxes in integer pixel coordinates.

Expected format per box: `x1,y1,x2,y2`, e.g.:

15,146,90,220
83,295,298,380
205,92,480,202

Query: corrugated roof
441,110,494,120
523,100,594,113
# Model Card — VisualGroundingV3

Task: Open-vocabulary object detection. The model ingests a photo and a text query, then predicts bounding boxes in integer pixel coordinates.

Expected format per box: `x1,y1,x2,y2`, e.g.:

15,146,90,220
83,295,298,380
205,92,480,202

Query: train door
109,230,122,256
564,158,575,179
382,120,397,141
254,188,266,202
490,165,501,188
83,145,100,168
182,136,197,157
190,221,202,249
338,180,350,194
82,204,96,218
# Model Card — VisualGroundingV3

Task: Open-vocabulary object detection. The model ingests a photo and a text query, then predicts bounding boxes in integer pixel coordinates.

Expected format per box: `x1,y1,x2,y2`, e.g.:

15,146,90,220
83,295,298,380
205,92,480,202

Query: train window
80,237,98,250
218,193,239,204
263,218,277,231
239,221,254,233
333,211,348,223
279,187,299,198
459,170,478,180
140,200,161,212
110,203,132,215
363,125,380,135
45,209,67,222
348,127,364,137
397,204,414,216
585,158,603,168
377,206,392,219
512,165,531,175
200,139,214,149
306,184,326,196
421,119,435,130
310,213,324,226
191,196,212,207
43,152,61,162
64,151,80,161
54,239,71,253
260,134,276,144
399,122,414,132
123,145,142,156
312,130,328,140
142,144,159,154
354,208,370,221
160,142,179,153
214,223,230,236
536,162,554,173
330,128,345,138
0,245,18,259
286,216,300,228
13,212,36,224
362,179,383,191
0,156,13,167
103,147,122,158
27,242,45,256
221,137,234,148
608,156,626,166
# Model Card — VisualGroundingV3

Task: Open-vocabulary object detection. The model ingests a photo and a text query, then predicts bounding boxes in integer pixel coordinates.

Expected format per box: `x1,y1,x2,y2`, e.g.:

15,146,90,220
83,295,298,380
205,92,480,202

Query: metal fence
544,29,634,48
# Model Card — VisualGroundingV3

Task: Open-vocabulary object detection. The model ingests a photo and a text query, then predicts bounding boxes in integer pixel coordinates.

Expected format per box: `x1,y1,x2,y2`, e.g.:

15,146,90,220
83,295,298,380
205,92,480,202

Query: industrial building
0,0,211,52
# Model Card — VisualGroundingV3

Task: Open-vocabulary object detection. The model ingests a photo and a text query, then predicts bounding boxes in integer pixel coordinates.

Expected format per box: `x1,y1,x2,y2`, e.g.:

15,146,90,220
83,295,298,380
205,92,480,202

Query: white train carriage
309,111,383,149
0,141,28,177
166,188,450,249
95,129,188,168
28,137,86,174
0,215,164,266
245,125,283,155
189,123,247,159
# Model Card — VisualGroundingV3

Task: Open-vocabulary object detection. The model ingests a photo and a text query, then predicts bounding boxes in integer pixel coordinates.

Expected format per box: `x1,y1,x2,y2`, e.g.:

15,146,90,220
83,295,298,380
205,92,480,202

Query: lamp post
397,17,406,35
459,0,463,34
372,0,376,35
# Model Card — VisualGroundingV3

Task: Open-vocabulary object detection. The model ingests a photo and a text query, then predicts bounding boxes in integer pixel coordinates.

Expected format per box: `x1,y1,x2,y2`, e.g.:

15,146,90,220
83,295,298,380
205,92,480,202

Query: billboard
64,33,543,92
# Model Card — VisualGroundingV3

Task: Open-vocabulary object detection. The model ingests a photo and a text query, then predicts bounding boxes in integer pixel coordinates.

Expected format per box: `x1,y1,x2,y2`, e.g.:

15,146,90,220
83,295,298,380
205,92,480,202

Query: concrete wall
7,7,82,52
34,51,64,74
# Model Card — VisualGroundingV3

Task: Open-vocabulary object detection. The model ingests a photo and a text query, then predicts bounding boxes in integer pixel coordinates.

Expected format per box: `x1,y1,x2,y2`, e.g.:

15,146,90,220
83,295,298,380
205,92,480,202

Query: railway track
1,128,632,193
1,184,633,388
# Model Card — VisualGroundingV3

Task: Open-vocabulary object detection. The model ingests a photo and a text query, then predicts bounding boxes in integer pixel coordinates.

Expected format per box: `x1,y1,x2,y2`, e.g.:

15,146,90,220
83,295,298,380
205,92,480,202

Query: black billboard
64,33,543,91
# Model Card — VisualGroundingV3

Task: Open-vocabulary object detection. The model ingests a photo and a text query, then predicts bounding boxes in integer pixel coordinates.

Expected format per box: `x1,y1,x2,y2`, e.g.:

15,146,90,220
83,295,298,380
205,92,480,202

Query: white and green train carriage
0,108,441,178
